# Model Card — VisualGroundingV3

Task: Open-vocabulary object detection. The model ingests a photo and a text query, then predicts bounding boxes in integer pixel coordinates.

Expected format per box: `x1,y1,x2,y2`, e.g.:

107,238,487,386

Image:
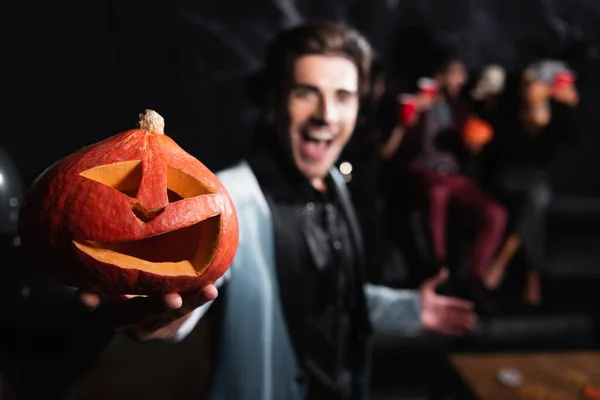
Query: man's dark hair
263,20,373,97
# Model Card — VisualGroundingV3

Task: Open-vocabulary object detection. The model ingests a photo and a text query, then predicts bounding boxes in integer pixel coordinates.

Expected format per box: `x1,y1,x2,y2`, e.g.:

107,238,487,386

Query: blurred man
482,61,579,304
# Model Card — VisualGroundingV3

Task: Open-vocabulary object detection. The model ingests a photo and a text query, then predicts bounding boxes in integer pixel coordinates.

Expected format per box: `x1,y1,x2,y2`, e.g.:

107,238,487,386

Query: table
448,352,600,400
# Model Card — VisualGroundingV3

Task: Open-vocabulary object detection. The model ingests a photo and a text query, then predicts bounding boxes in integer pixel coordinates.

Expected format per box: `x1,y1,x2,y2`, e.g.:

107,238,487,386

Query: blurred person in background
482,60,579,305
470,64,507,125
378,53,507,302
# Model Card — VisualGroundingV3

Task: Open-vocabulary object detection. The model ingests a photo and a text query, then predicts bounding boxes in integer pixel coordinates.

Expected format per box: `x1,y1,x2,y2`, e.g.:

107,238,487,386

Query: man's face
276,54,359,186
438,60,468,99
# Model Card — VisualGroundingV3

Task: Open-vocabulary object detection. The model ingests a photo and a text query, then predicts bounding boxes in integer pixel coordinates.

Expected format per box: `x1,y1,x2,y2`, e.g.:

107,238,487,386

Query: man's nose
314,97,339,124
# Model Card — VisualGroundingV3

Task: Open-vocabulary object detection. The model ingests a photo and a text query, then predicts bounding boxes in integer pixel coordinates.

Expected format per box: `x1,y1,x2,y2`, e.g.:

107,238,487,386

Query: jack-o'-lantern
18,110,238,294
462,116,494,147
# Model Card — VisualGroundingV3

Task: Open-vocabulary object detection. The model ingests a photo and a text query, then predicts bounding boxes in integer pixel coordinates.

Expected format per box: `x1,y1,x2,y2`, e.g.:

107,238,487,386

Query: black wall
5,0,600,195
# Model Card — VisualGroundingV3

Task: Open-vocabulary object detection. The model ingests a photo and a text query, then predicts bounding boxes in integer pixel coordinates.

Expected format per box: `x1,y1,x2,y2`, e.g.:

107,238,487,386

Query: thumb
427,267,449,289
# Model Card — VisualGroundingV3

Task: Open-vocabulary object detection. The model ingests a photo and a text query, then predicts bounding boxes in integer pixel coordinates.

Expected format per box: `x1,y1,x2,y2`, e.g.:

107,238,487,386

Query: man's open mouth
300,129,337,160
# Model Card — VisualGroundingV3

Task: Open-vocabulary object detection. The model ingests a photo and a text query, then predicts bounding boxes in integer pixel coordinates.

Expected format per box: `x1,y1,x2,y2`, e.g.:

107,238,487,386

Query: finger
77,290,102,310
438,267,450,281
427,268,450,289
450,313,478,330
202,284,219,300
179,284,218,312
134,286,219,335
467,314,478,330
113,285,218,330
123,294,145,300
77,289,137,309
442,309,478,332
437,296,475,311
162,293,183,309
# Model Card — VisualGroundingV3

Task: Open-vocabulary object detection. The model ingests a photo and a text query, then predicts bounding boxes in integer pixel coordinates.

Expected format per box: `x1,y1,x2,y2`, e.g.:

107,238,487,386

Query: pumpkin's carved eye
80,161,216,202
165,166,216,199
80,160,143,197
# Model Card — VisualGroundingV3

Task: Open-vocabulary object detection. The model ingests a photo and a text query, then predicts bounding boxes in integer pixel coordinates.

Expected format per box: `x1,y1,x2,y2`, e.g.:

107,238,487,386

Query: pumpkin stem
137,109,165,134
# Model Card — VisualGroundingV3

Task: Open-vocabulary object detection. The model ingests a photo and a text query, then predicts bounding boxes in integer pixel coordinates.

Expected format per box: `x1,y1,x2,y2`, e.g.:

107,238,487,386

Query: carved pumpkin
18,110,238,294
462,116,494,147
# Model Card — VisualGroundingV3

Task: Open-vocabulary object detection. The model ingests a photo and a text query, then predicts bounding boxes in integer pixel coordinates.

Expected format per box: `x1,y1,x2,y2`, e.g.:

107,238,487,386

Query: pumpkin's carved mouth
74,159,222,277
73,215,221,277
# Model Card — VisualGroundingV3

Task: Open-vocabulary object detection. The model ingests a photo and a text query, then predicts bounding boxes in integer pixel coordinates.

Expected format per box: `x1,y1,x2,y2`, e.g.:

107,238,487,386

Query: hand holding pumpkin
18,109,237,340
77,284,218,340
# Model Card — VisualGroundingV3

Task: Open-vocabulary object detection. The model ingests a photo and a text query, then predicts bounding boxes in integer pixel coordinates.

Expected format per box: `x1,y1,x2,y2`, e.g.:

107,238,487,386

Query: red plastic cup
398,94,417,125
418,77,438,100
553,70,575,91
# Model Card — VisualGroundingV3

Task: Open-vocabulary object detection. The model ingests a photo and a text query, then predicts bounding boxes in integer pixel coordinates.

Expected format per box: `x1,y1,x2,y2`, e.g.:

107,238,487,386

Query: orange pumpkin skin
18,111,238,294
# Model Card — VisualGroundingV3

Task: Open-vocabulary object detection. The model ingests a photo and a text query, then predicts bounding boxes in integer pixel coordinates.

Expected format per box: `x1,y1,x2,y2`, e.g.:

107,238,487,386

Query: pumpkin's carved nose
131,203,165,223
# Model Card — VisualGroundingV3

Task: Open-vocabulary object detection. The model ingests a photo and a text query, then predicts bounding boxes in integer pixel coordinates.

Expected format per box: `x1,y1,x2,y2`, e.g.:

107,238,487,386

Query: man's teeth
305,131,335,141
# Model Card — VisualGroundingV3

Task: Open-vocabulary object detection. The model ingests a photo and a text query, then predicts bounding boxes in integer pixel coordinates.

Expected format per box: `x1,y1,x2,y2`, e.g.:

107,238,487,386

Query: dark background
5,0,600,195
